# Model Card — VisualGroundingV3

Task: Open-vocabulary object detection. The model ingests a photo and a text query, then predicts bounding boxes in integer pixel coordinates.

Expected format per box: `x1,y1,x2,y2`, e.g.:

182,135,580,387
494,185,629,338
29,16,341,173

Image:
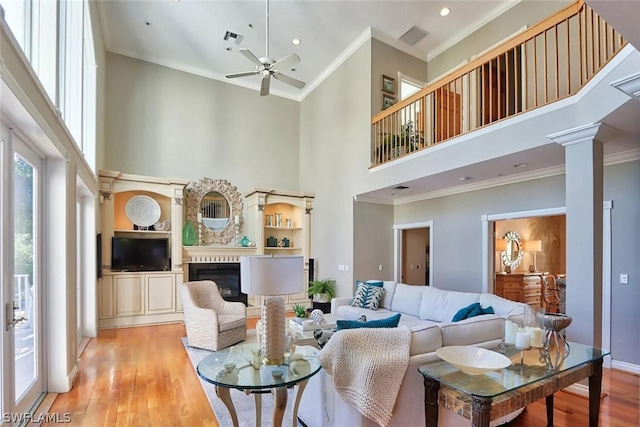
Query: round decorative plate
125,195,161,227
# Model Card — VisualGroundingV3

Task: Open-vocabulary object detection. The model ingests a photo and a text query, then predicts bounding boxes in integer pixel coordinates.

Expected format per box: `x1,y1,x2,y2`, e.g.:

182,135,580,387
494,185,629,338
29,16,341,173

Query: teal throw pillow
350,282,385,310
452,302,495,322
356,280,383,287
336,313,401,330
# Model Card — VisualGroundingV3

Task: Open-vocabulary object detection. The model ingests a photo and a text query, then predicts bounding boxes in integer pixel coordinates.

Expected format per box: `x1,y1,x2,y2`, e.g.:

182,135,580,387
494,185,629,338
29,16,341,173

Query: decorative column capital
547,123,617,147
305,208,312,215
611,72,640,99
258,204,265,211
100,191,112,201
174,197,183,205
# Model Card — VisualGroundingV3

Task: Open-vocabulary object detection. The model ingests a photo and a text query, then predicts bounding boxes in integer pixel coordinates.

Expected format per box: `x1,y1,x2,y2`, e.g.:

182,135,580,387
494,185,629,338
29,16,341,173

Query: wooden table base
424,358,604,427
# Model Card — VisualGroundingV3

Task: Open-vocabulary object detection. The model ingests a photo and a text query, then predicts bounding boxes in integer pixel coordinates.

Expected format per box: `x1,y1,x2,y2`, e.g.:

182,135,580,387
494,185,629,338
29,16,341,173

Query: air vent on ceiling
399,25,428,46
392,185,409,190
223,31,244,45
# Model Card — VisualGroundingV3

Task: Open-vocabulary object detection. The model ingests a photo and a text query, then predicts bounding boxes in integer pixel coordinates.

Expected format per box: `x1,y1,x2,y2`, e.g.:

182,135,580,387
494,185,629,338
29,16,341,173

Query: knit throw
319,327,411,427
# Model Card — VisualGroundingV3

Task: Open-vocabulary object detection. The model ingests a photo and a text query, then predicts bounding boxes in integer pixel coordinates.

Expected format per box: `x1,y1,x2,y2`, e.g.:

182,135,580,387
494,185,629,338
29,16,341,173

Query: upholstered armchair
181,280,247,351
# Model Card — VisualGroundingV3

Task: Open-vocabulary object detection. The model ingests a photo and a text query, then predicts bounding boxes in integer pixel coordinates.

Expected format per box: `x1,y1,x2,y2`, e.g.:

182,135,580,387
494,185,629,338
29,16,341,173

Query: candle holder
538,313,572,370
198,221,203,246
234,223,240,247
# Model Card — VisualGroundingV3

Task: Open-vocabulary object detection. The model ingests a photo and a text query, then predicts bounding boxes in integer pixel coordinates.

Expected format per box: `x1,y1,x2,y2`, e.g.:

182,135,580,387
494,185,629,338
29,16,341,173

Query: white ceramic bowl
436,346,512,375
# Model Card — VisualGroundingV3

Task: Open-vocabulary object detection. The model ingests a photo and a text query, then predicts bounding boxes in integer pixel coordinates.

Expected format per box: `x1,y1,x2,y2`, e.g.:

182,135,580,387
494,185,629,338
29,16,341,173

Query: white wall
391,161,639,366
104,53,301,193
299,42,373,297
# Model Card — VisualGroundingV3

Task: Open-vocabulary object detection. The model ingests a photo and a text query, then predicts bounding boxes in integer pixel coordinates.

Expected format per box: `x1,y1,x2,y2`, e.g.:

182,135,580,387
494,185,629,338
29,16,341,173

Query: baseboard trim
612,360,640,374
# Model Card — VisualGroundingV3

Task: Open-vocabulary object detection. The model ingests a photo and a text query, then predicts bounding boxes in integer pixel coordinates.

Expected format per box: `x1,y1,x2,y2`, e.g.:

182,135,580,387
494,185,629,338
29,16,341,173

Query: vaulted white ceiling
98,0,512,100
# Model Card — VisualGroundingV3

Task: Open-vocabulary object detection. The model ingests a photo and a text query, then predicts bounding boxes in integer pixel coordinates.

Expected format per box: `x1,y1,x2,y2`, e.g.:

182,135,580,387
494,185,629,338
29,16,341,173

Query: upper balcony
371,1,627,168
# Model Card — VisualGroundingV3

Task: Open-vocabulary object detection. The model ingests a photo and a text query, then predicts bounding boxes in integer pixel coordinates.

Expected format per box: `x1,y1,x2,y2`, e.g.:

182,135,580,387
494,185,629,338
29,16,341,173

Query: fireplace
188,262,247,305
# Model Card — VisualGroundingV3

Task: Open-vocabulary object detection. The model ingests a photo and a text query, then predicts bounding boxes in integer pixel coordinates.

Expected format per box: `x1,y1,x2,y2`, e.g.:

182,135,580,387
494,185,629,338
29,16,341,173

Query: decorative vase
182,220,197,246
241,236,250,247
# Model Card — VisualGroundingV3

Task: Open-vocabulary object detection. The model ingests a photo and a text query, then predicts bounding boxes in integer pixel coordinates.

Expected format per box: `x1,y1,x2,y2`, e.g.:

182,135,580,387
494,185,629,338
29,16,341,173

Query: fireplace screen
188,263,247,305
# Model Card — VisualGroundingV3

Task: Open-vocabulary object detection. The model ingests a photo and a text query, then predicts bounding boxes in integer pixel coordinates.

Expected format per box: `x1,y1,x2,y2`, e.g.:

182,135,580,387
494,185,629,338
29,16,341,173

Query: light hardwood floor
44,322,639,426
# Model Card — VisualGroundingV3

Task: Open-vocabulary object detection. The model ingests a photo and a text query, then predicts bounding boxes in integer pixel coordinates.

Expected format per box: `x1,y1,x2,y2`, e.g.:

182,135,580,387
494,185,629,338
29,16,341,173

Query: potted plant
308,278,337,303
293,303,308,318
378,121,425,159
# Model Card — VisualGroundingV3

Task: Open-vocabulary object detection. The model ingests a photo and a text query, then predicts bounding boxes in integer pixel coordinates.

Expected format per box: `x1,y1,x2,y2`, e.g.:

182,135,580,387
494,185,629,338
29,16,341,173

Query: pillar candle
196,213,202,222
234,215,240,225
527,327,544,348
515,330,531,349
504,320,517,345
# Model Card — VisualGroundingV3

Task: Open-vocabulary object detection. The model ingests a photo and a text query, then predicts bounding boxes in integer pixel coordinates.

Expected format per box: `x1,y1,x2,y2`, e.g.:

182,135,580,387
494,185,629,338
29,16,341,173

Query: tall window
1,0,29,54
1,0,96,169
60,0,84,144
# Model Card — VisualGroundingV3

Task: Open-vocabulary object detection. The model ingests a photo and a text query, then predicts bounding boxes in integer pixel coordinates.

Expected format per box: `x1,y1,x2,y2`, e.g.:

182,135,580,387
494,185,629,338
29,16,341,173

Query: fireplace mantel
183,246,258,264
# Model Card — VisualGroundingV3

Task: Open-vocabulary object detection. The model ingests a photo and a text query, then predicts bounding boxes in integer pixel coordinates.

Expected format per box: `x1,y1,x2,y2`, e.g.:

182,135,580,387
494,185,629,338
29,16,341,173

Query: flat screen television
111,237,170,272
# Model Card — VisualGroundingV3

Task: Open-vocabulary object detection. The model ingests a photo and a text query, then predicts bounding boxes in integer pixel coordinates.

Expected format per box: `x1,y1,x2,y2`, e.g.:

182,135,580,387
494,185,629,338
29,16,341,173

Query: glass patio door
1,128,45,421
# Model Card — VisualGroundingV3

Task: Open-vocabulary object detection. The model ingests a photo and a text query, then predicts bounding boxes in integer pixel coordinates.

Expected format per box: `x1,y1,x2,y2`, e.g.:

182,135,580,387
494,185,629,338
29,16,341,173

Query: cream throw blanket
319,327,411,427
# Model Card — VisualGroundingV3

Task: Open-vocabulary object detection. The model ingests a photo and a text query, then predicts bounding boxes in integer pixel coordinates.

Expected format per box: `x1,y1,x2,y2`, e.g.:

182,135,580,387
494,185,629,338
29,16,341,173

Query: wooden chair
181,280,247,351
542,274,561,313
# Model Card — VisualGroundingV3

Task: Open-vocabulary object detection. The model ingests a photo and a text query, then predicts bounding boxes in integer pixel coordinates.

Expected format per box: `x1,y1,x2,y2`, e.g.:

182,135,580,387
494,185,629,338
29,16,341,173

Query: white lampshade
495,239,508,251
240,255,304,365
523,240,542,252
240,255,304,296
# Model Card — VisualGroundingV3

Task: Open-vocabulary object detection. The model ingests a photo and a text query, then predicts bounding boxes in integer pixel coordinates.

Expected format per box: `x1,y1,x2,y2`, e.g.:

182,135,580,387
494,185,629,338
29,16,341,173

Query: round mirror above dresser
501,231,523,270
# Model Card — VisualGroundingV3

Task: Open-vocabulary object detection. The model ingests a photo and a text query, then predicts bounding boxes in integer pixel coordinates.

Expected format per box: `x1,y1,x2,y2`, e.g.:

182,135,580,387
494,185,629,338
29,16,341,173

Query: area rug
182,333,303,427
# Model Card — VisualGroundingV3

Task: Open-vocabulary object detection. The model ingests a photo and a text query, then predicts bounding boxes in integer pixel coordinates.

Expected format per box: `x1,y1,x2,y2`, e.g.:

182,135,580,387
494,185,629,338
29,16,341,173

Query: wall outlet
378,265,383,271
620,274,628,284
338,264,345,271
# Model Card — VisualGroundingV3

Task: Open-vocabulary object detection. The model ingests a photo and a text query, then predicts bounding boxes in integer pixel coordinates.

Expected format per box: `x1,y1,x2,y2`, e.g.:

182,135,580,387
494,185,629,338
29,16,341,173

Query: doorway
394,221,432,286
1,127,46,418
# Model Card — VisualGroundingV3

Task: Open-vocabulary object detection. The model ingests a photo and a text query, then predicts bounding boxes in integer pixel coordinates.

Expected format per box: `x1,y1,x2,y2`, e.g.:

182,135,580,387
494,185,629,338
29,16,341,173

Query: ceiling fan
225,0,305,96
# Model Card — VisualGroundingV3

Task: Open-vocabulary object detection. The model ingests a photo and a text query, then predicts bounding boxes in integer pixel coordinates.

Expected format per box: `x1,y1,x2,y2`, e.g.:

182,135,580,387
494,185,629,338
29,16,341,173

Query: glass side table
197,342,321,427
419,341,609,427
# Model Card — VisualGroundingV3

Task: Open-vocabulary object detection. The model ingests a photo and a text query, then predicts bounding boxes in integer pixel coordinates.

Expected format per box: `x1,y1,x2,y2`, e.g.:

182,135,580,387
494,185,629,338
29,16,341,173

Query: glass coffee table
197,343,321,427
419,341,609,427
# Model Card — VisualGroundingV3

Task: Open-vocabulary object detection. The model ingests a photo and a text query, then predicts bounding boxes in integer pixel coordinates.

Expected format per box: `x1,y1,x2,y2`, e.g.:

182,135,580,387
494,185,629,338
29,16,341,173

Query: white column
548,123,612,347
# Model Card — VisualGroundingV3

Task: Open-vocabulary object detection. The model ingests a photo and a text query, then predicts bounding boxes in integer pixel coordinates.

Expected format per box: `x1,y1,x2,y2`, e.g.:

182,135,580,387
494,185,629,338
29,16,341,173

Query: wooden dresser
494,273,542,308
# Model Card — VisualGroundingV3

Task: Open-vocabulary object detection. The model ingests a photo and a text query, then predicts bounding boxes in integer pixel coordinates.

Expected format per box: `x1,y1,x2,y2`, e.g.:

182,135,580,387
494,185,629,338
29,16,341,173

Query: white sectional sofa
298,281,528,427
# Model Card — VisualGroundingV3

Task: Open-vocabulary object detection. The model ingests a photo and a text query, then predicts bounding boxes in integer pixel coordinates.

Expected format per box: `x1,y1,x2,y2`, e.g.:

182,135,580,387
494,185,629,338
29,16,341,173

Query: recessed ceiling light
459,176,471,181
172,0,180,3
292,38,301,46
440,7,450,17
513,163,528,168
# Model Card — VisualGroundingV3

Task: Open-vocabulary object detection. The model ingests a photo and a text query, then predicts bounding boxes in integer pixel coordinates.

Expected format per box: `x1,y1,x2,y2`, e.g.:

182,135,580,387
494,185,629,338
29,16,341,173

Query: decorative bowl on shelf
436,346,512,375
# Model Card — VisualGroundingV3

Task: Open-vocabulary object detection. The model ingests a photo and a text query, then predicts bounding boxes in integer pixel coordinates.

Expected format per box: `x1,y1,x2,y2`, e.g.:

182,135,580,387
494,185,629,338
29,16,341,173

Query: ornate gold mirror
501,231,523,270
184,178,242,244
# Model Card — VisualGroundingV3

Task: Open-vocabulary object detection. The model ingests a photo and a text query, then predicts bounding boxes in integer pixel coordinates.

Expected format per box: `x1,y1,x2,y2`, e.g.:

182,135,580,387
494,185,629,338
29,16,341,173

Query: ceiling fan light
292,38,301,45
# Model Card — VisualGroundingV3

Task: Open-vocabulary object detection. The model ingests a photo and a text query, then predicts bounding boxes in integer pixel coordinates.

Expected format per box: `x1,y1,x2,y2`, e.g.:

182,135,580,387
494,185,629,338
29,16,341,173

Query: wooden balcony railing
371,1,626,167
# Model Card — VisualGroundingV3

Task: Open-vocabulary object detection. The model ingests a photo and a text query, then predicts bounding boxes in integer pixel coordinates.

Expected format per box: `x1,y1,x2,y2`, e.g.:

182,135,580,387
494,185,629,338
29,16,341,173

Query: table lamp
240,255,303,365
495,239,508,272
523,240,542,272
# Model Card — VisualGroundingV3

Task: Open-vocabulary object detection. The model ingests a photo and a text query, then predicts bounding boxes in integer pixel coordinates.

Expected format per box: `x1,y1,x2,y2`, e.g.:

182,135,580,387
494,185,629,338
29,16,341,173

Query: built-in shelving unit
245,189,315,311
98,170,189,328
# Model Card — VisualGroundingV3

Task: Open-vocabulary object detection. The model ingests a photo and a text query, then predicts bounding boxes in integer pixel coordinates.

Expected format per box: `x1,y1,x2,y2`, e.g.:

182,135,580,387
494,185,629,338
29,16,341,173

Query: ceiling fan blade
260,74,271,96
239,48,264,67
273,72,305,89
273,53,300,70
225,71,260,79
